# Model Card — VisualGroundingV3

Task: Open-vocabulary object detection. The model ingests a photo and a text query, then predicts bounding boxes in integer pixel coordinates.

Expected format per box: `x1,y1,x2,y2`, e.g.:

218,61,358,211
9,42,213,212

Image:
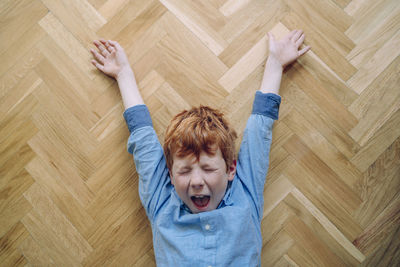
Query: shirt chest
152,202,261,266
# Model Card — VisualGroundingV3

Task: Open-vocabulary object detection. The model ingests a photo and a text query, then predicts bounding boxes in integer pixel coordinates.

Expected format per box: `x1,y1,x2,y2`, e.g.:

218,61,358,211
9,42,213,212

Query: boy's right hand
90,39,131,79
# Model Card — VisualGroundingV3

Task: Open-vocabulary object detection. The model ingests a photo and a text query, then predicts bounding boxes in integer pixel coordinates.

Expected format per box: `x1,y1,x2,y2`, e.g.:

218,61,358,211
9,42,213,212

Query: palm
270,40,298,68
268,30,310,69
91,40,131,78
102,53,121,77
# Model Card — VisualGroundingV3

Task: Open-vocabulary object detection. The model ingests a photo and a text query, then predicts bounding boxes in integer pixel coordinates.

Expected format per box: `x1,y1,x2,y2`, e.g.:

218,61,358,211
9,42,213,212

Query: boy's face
170,147,236,214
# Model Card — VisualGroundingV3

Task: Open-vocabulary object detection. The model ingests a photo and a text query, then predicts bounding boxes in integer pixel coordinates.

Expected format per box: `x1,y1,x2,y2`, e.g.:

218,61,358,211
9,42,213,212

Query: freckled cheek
174,176,190,193
206,173,225,190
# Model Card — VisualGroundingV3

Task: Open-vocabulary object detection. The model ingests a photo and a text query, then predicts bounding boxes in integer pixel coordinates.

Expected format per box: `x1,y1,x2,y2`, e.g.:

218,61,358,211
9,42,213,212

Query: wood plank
345,0,399,43
159,0,228,55
294,47,358,108
0,222,29,265
284,160,363,241
287,244,318,267
285,0,354,50
262,201,296,245
0,23,46,77
282,11,357,81
220,1,289,67
218,22,280,92
284,216,346,266
282,108,361,188
263,175,295,217
350,108,400,172
25,157,95,237
261,229,295,266
38,13,96,79
0,47,43,100
19,235,57,266
40,0,106,44
27,129,96,208
347,29,400,94
23,183,93,261
21,209,81,266
353,137,400,227
287,63,358,131
285,190,365,265
349,55,400,145
0,0,47,55
283,134,363,214
353,192,400,256
346,5,400,67
283,80,360,160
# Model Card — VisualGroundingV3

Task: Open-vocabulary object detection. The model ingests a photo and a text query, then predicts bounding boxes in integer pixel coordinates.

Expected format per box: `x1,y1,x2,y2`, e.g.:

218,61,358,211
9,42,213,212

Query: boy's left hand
267,29,311,69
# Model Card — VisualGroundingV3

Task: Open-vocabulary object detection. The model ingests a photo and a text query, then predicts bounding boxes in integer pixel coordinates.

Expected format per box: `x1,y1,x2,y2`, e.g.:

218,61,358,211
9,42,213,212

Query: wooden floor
1,0,399,266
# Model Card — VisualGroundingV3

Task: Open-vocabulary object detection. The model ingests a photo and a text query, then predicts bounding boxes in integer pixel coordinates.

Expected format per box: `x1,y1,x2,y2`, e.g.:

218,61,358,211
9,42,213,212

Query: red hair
163,106,237,172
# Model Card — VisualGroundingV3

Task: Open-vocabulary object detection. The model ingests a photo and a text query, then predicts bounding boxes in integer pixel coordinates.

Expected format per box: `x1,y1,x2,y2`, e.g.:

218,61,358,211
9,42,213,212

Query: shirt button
205,224,210,230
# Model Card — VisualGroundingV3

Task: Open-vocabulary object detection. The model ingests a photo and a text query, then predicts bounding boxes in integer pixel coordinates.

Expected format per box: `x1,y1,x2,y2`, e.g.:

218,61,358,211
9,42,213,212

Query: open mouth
191,195,210,210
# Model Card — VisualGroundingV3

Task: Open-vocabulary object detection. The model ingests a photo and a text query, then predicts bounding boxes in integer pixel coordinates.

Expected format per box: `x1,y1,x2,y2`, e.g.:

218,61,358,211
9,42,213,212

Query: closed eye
178,169,191,175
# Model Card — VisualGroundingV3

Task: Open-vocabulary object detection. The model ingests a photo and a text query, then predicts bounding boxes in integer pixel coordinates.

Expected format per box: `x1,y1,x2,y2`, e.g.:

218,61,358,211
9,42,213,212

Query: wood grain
1,0,399,266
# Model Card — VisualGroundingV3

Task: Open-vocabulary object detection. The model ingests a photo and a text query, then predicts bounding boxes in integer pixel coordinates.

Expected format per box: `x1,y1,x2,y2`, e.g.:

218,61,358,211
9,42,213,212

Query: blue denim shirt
123,91,281,267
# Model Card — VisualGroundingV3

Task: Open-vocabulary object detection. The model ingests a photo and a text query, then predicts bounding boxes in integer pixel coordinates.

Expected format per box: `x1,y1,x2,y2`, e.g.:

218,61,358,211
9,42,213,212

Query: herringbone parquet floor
1,0,399,266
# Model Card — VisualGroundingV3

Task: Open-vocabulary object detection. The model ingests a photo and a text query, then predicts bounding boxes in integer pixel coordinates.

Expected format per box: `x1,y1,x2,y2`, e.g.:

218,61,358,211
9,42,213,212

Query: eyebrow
177,166,191,171
200,163,216,168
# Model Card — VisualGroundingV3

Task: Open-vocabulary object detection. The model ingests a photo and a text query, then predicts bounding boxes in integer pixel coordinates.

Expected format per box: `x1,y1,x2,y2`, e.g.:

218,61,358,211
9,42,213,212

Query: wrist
266,55,284,73
260,56,283,95
116,66,134,82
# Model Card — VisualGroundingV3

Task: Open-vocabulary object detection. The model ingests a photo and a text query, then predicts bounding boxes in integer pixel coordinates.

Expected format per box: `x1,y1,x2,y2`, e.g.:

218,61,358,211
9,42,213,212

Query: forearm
116,67,144,110
259,56,283,95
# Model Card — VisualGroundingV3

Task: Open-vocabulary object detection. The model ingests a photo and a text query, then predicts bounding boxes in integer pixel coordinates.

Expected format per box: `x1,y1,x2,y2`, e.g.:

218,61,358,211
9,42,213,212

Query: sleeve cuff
123,105,153,133
251,91,281,120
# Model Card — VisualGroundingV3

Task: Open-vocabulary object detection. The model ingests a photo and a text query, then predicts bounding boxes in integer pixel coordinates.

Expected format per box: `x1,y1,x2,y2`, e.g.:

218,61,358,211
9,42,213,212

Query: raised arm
91,40,171,220
91,39,144,110
260,30,311,95
237,30,311,220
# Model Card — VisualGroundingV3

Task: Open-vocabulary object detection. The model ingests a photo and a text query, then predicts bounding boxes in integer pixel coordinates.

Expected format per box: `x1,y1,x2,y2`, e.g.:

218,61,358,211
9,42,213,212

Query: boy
91,30,310,266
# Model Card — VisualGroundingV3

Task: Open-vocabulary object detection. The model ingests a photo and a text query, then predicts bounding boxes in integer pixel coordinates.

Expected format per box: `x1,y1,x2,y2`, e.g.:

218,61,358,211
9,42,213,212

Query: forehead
172,148,224,167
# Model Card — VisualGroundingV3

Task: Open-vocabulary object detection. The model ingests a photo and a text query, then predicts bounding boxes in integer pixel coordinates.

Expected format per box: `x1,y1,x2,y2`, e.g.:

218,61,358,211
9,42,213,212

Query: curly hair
163,106,237,172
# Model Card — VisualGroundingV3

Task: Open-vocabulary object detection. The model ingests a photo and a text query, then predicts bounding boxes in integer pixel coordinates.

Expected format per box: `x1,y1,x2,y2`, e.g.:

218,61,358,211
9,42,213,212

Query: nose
189,169,205,189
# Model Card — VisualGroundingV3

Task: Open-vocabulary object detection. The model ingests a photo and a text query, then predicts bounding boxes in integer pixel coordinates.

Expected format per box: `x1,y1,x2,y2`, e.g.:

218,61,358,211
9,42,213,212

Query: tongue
193,196,210,207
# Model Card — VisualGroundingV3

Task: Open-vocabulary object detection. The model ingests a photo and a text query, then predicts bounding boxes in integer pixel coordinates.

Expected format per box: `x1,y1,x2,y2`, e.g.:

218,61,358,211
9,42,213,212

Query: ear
227,160,237,181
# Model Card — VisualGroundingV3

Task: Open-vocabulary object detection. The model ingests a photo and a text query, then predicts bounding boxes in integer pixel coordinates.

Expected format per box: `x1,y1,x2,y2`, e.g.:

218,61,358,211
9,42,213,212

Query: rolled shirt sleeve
123,105,153,134
251,91,281,120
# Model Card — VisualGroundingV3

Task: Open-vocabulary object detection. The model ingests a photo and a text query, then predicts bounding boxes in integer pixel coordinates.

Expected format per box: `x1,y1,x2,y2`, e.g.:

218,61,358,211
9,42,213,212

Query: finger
287,30,297,40
103,40,114,53
99,39,111,53
93,41,108,57
96,39,111,57
267,32,275,45
90,48,105,64
91,60,105,72
298,45,311,57
295,33,305,48
108,40,122,51
291,30,303,42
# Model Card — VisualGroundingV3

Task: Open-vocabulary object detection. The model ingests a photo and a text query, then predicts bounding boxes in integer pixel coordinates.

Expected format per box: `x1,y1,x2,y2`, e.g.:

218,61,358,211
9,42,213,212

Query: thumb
268,32,275,45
